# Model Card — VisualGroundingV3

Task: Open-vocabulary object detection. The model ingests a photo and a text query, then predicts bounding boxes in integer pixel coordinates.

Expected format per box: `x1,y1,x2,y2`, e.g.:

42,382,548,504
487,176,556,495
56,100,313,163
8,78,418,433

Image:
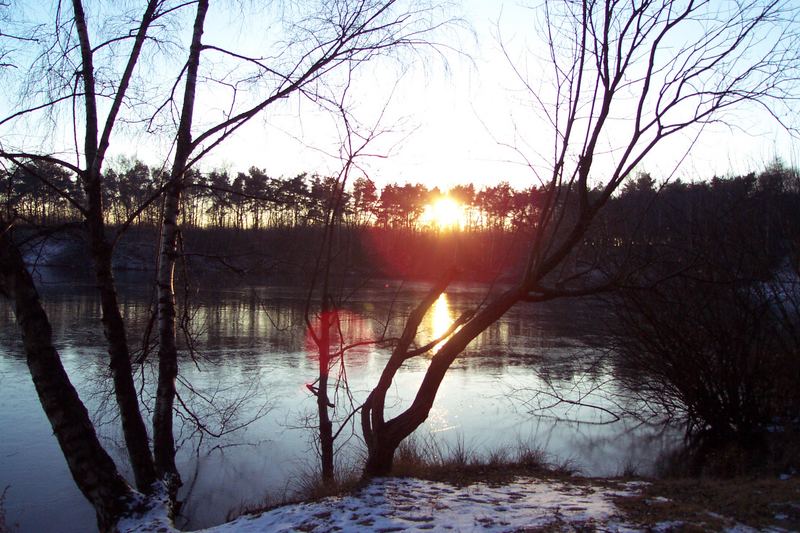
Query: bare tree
154,0,448,493
360,0,800,475
0,0,448,529
301,81,399,484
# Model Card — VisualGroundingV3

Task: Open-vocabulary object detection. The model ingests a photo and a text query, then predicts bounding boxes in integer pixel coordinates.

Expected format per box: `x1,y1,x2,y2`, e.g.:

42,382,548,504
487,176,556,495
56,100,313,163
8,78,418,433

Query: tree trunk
153,0,209,489
317,309,335,484
362,284,523,477
72,0,156,493
0,226,136,532
363,431,398,476
153,179,181,484
85,179,157,493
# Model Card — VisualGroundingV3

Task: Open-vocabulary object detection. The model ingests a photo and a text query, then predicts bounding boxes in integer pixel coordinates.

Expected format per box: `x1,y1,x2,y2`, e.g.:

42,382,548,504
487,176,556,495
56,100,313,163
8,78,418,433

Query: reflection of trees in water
0,282,609,376
0,283,617,433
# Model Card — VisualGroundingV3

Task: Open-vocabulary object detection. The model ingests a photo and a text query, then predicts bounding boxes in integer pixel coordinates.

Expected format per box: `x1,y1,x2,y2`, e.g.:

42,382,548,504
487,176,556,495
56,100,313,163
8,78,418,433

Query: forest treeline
5,158,799,283
4,159,533,231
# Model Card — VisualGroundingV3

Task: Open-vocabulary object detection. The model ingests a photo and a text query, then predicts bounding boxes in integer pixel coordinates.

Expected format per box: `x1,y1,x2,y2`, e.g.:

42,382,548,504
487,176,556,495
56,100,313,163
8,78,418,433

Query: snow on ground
121,476,644,532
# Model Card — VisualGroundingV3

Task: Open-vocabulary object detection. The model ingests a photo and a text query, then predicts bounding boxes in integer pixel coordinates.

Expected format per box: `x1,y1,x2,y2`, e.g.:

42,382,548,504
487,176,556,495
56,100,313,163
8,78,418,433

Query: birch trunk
153,0,209,486
72,0,156,491
85,195,157,491
0,226,136,532
154,178,181,483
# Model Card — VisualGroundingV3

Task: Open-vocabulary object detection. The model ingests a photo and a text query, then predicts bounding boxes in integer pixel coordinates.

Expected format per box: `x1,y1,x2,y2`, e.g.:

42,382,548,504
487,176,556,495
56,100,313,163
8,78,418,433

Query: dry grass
225,461,368,522
226,432,800,532
234,435,577,522
390,435,576,486
615,476,800,531
620,426,800,529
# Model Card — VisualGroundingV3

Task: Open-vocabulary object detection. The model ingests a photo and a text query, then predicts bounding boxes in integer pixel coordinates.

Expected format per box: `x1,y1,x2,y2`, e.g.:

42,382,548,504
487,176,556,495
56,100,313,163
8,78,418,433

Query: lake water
0,273,677,532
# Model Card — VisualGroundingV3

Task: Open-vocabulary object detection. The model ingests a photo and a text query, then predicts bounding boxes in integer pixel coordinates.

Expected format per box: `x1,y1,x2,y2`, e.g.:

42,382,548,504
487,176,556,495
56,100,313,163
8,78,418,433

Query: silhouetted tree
360,0,800,476
0,0,451,529
521,160,800,467
350,176,379,226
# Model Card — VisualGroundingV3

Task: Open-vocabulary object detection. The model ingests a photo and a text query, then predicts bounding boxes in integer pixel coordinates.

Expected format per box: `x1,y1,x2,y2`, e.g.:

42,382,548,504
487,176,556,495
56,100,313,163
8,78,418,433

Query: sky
186,0,799,190
156,0,537,188
3,0,799,190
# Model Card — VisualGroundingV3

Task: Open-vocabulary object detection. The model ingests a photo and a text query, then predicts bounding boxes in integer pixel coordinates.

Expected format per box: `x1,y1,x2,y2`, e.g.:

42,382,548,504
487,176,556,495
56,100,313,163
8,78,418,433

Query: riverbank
119,472,800,532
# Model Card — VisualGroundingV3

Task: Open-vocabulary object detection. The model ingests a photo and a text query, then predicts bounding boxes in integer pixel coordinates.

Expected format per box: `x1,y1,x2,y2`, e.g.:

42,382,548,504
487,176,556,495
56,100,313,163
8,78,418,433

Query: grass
225,460,367,522
227,434,576,522
390,434,577,485
616,429,800,530
615,476,800,531
226,432,800,532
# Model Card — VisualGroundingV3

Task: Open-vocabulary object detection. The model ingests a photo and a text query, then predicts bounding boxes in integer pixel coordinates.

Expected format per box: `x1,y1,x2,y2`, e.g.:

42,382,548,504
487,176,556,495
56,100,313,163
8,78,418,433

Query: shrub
610,271,800,457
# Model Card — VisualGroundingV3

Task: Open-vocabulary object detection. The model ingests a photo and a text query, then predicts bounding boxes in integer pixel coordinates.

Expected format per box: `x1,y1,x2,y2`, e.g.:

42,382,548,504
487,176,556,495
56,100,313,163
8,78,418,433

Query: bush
610,271,800,458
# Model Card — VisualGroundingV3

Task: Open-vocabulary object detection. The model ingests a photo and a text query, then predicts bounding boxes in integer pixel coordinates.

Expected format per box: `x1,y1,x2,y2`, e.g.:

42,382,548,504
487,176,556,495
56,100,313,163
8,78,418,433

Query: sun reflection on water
431,293,454,351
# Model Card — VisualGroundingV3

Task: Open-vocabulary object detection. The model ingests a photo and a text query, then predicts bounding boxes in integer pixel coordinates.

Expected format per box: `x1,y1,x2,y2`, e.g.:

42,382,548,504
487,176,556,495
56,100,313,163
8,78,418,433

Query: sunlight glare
423,197,463,230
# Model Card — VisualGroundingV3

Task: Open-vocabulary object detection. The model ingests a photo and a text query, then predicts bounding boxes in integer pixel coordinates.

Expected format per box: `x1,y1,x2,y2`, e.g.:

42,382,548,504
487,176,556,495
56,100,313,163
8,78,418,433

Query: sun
423,197,463,230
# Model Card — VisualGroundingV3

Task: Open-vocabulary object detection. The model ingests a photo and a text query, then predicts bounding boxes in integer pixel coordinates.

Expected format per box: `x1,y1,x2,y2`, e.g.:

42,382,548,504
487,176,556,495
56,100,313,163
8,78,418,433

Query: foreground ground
121,474,799,532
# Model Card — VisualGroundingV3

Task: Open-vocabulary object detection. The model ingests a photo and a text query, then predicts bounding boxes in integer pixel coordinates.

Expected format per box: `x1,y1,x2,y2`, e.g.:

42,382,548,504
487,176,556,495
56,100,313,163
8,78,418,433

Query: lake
0,272,677,532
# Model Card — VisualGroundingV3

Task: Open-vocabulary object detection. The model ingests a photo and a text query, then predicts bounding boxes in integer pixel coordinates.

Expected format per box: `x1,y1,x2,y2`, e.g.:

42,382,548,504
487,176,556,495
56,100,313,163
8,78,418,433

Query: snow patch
652,520,684,531
123,476,643,532
117,482,175,533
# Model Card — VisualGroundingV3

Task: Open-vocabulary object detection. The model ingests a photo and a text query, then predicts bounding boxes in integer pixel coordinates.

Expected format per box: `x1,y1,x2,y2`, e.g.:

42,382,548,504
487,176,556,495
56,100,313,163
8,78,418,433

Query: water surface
0,274,676,532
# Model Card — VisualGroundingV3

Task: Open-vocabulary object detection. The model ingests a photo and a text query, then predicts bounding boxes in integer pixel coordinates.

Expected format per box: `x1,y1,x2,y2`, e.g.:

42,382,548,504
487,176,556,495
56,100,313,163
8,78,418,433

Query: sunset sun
423,197,464,229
